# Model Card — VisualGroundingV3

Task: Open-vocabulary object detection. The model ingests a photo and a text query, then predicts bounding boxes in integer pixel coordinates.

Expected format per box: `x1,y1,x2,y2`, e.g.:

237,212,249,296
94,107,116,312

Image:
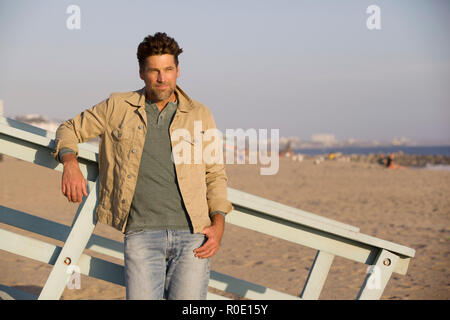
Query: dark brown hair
137,32,183,70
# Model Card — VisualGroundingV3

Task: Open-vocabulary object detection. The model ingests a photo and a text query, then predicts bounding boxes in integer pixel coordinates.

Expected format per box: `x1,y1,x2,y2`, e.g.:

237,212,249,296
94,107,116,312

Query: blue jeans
124,229,210,300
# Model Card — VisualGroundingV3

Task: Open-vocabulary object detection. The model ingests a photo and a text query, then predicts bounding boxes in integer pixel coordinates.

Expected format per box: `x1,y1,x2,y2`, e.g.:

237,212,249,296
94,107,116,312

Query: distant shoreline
293,145,450,156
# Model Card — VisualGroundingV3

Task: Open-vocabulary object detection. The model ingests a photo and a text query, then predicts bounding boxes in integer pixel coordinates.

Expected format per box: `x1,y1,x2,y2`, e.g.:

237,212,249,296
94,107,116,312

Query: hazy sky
0,0,449,144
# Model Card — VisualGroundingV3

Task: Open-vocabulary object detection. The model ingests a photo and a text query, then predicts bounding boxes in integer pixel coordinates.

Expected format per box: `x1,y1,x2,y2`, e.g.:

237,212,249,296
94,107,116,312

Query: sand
0,155,449,300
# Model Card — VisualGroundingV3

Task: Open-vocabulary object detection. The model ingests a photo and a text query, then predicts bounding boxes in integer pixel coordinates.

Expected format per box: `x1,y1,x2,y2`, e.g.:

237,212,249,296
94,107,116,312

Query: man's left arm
203,112,233,217
193,110,233,259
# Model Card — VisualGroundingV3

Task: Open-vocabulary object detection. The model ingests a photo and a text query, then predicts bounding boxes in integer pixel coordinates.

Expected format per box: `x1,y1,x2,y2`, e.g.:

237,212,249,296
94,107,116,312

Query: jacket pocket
110,127,136,160
111,127,133,142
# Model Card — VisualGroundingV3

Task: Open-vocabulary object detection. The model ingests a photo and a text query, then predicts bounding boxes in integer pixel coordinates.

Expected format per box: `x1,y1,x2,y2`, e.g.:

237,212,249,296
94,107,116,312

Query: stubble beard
149,83,175,102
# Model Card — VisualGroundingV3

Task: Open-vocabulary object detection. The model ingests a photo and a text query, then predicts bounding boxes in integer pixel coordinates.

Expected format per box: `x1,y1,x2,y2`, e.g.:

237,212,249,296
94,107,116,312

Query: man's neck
146,91,177,112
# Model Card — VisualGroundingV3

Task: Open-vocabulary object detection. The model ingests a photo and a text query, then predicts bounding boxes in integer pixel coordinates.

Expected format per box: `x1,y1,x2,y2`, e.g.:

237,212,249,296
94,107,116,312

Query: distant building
311,134,337,146
392,136,409,146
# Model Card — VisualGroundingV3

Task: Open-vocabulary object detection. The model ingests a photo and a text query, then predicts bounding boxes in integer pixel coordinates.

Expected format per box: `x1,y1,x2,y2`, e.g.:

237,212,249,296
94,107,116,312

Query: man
52,32,233,299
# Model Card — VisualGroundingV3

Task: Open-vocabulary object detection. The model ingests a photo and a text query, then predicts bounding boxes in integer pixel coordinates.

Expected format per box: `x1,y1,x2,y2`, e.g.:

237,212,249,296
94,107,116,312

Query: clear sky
0,0,449,144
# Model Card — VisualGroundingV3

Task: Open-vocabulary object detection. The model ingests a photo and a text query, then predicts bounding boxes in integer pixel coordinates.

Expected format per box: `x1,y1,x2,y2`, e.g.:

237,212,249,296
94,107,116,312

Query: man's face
139,54,180,101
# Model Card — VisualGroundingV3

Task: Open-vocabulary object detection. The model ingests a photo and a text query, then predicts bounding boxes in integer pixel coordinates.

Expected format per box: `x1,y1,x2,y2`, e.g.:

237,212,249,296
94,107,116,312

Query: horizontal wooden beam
228,187,359,232
0,206,123,260
226,207,412,275
0,129,98,181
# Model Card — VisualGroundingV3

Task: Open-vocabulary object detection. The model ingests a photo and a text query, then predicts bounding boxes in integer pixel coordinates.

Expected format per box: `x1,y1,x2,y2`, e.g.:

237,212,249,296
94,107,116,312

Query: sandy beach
0,155,449,300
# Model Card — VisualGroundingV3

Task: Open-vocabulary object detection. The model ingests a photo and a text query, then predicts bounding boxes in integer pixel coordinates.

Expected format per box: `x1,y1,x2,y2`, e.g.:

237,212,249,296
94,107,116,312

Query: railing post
300,250,334,300
356,249,399,300
38,178,99,300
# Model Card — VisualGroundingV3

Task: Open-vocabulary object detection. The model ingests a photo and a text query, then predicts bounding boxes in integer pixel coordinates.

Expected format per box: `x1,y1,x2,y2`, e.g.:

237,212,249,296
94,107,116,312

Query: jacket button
121,199,126,204
138,125,143,129
127,174,131,178
131,149,137,153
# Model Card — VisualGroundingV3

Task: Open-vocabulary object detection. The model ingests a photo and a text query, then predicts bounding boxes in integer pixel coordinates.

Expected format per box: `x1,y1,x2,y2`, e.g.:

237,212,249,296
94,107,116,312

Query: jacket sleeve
58,147,77,162
51,98,110,162
204,110,234,216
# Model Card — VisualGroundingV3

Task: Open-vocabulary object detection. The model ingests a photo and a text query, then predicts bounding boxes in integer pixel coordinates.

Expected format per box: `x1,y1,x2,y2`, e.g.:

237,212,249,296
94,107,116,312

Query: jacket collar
125,85,194,112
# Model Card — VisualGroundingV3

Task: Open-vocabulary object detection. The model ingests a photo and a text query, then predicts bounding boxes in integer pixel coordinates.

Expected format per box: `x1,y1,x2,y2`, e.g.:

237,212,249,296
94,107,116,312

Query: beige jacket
52,85,233,233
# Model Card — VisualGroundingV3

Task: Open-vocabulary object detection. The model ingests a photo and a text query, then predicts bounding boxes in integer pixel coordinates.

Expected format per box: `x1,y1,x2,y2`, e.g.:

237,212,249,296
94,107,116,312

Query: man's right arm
53,97,111,202
52,97,110,161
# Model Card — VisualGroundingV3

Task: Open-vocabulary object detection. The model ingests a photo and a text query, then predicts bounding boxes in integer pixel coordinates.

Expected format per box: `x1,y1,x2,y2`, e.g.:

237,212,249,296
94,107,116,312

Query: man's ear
139,69,144,81
176,65,180,78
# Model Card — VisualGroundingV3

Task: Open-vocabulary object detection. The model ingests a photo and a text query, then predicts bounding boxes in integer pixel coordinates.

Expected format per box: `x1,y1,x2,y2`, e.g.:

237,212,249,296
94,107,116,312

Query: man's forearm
205,166,233,215
210,211,225,226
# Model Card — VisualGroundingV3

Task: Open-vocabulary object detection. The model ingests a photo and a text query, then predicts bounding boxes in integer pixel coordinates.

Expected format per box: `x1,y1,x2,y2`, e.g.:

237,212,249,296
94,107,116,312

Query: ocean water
293,145,450,156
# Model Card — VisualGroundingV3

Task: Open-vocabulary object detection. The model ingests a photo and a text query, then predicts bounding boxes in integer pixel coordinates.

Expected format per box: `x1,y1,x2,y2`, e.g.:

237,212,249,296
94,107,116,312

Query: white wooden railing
0,116,415,300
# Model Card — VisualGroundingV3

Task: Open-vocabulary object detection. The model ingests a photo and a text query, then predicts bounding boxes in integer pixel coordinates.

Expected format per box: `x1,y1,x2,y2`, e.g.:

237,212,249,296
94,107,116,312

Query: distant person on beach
384,153,405,169
52,32,232,300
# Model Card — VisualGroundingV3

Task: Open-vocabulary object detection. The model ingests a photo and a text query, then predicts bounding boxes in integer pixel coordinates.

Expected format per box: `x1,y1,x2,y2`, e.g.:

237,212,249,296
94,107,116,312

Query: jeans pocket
193,232,207,246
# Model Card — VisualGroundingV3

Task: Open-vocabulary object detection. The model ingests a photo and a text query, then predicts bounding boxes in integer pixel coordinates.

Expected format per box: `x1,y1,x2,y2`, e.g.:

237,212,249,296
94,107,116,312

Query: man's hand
193,213,225,259
61,153,87,203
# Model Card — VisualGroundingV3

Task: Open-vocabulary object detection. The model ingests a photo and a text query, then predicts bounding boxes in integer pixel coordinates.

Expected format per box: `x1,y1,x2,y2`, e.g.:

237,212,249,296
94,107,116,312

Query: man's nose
157,71,166,82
